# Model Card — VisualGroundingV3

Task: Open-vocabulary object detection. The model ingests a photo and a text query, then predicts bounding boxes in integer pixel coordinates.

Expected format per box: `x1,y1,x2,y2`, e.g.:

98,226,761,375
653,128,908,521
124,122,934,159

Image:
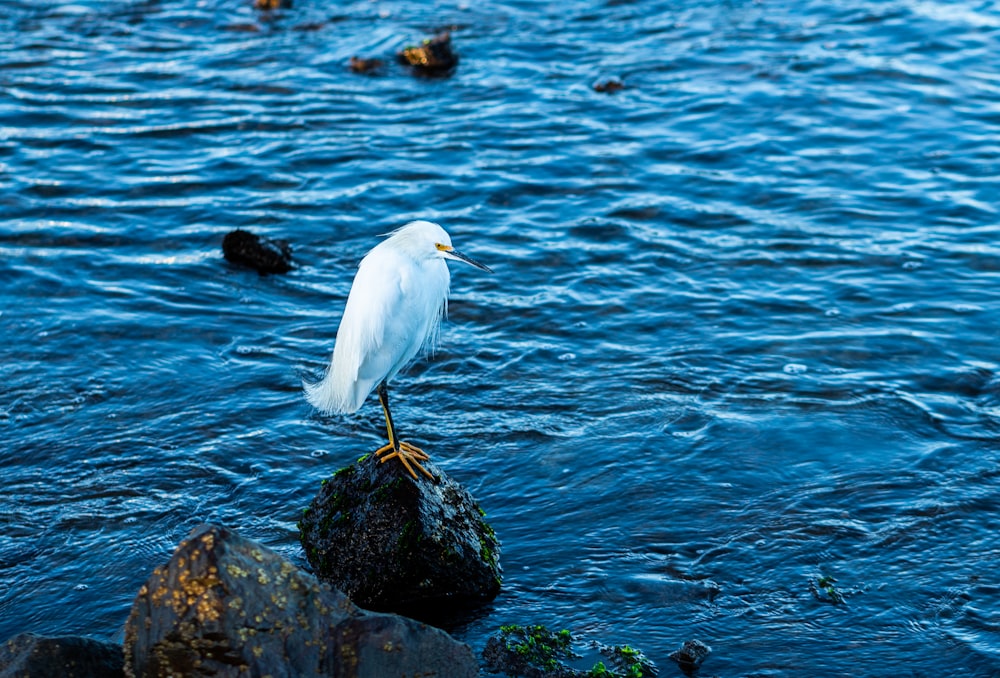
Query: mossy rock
482,624,657,678
299,453,501,622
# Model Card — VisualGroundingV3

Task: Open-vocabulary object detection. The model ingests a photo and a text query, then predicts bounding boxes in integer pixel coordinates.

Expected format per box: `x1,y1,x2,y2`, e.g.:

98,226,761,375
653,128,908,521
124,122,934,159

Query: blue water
2,0,1000,675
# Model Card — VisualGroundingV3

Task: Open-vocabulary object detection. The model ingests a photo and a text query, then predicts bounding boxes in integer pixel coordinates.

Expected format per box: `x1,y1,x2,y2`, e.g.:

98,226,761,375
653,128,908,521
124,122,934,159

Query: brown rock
349,57,385,75
397,31,459,76
594,78,626,93
123,524,476,678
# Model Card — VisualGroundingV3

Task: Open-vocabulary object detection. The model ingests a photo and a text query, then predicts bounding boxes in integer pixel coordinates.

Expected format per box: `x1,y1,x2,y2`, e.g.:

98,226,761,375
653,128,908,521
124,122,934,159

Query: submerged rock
349,56,385,75
668,639,711,676
810,574,846,604
397,31,459,76
0,633,123,678
482,624,657,678
221,228,293,274
123,524,476,678
593,78,626,93
482,625,576,678
298,453,501,622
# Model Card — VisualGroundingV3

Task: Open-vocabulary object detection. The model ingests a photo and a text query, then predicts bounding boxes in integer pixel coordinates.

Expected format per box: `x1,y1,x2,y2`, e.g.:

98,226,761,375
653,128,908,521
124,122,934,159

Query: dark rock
397,31,459,76
668,639,711,676
594,78,626,93
123,524,477,678
349,57,385,74
221,229,293,274
0,633,123,678
482,625,657,678
298,453,501,623
330,613,474,676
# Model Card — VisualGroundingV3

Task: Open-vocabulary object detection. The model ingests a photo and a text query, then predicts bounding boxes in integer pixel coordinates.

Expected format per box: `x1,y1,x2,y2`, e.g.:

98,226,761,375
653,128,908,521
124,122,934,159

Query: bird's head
392,220,494,273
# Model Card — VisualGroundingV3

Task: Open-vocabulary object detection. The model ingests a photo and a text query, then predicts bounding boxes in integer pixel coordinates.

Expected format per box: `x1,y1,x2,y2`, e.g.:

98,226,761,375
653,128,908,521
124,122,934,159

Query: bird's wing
329,247,421,407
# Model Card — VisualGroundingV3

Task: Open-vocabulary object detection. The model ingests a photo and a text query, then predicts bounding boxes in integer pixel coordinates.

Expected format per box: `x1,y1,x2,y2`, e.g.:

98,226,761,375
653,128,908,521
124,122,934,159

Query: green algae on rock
482,624,658,678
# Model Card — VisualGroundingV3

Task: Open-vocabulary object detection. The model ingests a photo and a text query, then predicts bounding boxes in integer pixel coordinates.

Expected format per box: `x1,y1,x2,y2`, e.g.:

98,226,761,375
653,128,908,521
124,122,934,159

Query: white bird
304,220,493,480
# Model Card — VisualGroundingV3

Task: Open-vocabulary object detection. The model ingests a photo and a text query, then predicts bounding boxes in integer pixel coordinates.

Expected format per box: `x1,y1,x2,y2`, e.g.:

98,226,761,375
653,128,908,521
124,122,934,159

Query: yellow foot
375,441,433,480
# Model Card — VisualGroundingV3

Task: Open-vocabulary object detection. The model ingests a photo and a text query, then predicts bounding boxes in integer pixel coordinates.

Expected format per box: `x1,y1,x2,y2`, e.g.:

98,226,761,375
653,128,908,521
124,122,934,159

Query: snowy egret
305,220,493,480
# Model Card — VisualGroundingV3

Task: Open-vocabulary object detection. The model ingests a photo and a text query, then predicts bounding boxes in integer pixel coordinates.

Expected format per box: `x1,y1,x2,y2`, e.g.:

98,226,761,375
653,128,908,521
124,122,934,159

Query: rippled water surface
2,0,1000,675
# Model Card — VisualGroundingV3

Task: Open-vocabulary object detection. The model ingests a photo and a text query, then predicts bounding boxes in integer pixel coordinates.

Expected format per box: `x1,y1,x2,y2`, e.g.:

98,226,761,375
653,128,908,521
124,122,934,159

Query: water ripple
2,0,1000,673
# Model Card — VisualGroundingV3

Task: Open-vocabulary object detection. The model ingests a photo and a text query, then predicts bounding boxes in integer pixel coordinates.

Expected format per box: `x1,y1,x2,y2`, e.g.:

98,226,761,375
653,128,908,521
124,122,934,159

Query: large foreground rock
299,452,501,622
123,524,476,678
0,633,123,678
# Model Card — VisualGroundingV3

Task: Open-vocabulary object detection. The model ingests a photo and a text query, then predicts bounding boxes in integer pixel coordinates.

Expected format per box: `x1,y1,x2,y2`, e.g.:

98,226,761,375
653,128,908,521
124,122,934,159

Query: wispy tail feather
303,367,367,415
303,371,347,415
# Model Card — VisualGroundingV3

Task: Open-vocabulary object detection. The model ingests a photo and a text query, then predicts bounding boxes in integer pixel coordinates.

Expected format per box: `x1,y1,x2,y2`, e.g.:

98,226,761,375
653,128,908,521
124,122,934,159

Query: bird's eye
435,243,452,252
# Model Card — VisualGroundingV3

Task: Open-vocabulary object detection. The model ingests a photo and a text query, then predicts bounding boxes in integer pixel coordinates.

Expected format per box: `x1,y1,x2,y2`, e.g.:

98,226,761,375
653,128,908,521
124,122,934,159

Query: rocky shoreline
1,456,672,677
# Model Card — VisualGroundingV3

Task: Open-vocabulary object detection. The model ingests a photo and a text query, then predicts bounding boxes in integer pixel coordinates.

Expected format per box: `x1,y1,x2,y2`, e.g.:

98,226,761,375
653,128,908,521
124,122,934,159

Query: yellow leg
375,381,434,481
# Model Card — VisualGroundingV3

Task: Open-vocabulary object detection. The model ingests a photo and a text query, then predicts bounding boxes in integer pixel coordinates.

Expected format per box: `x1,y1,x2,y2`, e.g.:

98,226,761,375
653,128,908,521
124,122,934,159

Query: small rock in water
222,228,293,274
397,31,459,76
349,56,385,74
810,574,846,604
298,452,501,622
668,639,712,676
0,633,123,678
123,524,476,678
254,0,290,9
594,78,626,93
